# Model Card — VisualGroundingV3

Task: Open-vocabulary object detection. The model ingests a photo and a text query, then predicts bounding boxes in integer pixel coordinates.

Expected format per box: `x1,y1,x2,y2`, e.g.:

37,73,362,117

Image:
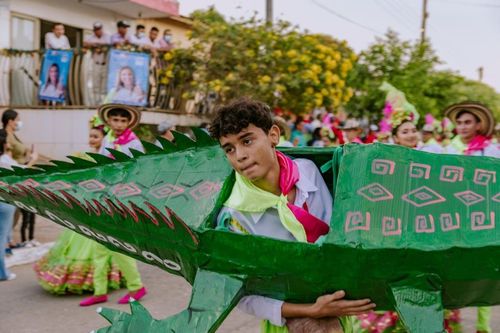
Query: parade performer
211,98,375,333
419,114,444,153
357,83,462,332
444,102,499,333
34,125,122,295
79,104,146,306
444,102,500,158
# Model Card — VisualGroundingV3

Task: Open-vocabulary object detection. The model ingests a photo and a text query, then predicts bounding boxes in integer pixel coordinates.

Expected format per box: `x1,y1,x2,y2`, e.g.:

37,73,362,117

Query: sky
179,0,500,93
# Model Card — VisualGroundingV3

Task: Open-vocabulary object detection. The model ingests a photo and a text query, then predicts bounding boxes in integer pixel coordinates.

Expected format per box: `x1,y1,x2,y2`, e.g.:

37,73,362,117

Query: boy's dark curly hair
209,98,273,140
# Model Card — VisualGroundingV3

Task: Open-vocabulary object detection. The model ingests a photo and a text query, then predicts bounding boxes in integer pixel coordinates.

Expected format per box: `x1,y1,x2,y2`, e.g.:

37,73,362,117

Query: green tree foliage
346,30,500,121
162,8,357,114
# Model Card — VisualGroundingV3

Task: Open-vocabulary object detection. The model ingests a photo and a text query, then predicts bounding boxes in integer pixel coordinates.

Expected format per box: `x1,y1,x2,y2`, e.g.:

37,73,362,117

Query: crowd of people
45,21,175,52
0,83,498,333
274,85,500,161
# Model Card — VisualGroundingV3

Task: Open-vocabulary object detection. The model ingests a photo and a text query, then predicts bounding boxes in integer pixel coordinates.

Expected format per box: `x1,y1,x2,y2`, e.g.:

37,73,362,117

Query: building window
11,14,38,50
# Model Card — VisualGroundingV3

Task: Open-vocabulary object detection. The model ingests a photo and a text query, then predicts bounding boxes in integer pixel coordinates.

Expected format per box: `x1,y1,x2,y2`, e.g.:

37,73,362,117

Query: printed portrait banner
105,49,150,107
38,50,73,103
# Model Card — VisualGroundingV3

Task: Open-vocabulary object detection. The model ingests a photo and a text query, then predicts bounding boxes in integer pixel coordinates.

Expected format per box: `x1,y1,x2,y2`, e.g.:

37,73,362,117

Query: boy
80,104,146,306
99,104,144,156
209,98,375,333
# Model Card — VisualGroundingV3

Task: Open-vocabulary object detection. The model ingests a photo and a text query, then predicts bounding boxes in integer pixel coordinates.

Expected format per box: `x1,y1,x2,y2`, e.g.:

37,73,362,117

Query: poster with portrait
105,49,150,107
38,50,73,103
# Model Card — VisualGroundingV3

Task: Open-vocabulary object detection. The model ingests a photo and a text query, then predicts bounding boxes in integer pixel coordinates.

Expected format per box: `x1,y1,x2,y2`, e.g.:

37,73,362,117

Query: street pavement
0,217,498,332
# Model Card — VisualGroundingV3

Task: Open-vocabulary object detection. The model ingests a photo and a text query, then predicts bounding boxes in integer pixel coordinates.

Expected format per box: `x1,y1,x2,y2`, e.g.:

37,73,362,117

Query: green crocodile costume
0,130,498,333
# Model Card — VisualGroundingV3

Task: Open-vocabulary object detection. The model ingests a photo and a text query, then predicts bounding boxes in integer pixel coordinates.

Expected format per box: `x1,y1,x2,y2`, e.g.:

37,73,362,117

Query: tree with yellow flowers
161,8,357,114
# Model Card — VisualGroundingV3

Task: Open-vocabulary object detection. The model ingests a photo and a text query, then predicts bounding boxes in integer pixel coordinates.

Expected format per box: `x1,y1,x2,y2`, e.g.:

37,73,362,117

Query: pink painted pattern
402,186,446,207
371,159,395,175
439,166,464,183
473,169,496,186
409,163,431,179
440,213,460,232
382,217,402,236
357,183,394,202
415,215,435,233
345,211,371,233
470,211,495,231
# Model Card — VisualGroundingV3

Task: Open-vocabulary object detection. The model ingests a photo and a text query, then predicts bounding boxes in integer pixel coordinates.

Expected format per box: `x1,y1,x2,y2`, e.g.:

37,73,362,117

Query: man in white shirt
84,22,111,103
84,22,111,51
130,24,150,47
44,23,70,49
110,20,131,46
147,27,162,50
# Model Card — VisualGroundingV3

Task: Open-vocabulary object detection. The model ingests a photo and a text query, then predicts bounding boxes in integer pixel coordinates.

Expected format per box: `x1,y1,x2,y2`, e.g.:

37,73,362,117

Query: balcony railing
0,48,212,114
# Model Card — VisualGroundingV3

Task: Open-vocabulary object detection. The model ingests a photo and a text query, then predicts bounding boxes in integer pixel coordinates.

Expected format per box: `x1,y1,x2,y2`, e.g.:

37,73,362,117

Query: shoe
1,273,16,281
118,286,147,304
29,239,41,247
79,295,108,307
22,241,34,248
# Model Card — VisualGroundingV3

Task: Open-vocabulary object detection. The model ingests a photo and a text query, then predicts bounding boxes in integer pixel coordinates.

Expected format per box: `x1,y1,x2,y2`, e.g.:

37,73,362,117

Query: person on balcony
158,29,174,52
111,20,131,47
130,24,149,48
44,22,70,50
148,27,162,50
84,22,111,51
84,22,111,102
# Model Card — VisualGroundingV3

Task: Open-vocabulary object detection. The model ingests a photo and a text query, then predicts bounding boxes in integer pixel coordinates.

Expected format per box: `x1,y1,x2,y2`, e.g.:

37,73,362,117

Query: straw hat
444,102,495,137
98,104,141,130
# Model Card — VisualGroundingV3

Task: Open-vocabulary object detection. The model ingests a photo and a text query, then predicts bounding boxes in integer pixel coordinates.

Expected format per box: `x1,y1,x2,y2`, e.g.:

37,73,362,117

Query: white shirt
217,158,333,326
45,32,70,49
99,136,144,158
110,33,130,45
84,33,111,46
130,34,151,47
0,154,23,169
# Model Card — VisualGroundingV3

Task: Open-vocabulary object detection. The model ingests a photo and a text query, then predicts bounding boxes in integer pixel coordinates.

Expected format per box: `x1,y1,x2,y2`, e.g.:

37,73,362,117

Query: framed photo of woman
38,50,73,103
105,49,150,107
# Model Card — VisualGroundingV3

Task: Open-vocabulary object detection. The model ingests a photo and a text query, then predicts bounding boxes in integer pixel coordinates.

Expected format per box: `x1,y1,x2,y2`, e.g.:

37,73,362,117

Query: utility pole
478,67,484,82
420,0,429,43
266,0,273,24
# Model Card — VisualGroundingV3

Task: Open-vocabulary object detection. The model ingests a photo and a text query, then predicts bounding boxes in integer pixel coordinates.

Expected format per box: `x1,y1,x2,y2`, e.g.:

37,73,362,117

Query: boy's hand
308,290,375,318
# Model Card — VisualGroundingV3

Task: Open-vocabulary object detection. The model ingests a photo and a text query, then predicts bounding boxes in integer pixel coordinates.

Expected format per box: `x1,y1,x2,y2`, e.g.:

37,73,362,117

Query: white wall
0,1,11,48
6,108,209,159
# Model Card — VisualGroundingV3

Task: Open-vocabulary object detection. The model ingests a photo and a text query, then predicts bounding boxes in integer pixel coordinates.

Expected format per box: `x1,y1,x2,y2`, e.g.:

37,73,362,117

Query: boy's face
108,115,131,136
456,112,481,141
220,124,280,182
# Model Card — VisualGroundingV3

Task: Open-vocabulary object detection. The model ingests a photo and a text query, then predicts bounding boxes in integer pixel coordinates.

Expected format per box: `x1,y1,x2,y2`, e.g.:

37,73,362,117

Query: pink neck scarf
276,151,330,243
114,128,138,146
465,135,490,155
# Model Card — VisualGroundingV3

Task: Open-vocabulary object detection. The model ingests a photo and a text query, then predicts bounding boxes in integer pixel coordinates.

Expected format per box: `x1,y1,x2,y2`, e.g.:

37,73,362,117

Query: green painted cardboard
0,130,498,333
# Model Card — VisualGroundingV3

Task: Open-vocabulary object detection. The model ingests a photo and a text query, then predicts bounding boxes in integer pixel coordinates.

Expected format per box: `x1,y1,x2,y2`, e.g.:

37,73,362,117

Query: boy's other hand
308,290,375,318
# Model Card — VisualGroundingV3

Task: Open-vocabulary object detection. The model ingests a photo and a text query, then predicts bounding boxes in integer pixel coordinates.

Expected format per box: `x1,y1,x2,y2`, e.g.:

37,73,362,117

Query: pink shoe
79,295,108,307
118,286,147,304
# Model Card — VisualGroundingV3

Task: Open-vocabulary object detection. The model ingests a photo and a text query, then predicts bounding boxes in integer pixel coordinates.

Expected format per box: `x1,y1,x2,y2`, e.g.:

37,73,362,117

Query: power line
388,0,419,23
310,0,383,35
433,0,500,8
374,0,417,34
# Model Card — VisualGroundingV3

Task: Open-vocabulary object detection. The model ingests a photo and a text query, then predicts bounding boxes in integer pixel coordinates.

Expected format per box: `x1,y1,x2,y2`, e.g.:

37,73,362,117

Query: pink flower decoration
425,113,435,125
379,119,392,132
383,102,393,117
